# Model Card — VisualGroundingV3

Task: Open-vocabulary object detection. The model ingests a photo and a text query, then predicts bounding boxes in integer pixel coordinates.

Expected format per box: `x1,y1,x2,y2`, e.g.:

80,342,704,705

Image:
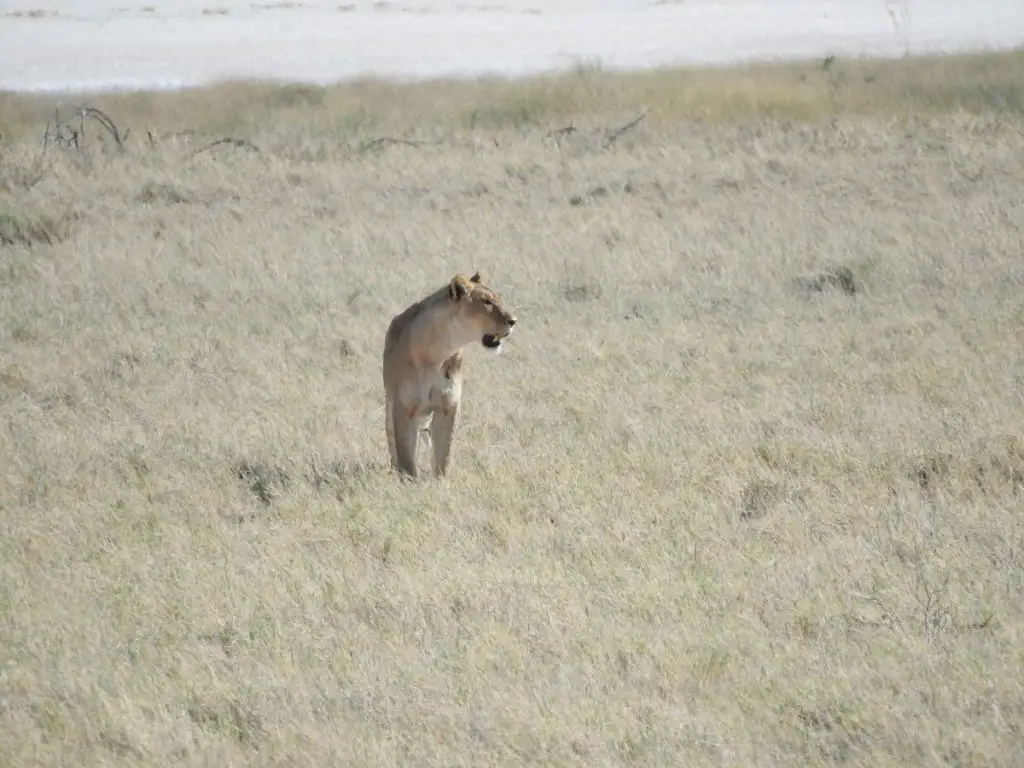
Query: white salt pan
0,0,1022,93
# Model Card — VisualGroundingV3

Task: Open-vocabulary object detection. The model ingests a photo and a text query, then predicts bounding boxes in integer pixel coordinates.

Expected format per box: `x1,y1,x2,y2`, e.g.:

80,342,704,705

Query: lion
382,271,518,478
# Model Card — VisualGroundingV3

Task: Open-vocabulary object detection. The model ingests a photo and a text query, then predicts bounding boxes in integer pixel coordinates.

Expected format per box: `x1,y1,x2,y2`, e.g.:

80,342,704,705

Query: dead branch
76,105,125,150
602,109,648,148
190,137,261,156
22,165,48,190
963,613,996,631
361,136,428,152
42,105,77,151
545,123,577,140
41,104,125,152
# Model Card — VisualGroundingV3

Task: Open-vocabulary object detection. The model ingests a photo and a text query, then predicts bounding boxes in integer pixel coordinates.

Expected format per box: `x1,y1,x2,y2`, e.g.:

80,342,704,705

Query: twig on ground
23,164,48,190
963,613,996,631
544,123,578,147
361,136,428,152
603,109,648,148
190,137,261,156
546,124,577,139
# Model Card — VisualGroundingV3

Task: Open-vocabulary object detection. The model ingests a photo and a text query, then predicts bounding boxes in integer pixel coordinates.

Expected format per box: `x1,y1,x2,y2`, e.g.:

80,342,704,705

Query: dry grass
2,49,1024,766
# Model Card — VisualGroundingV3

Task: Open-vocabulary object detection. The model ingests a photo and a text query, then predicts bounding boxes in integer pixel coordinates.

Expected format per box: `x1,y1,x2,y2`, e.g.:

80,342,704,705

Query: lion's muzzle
481,315,516,353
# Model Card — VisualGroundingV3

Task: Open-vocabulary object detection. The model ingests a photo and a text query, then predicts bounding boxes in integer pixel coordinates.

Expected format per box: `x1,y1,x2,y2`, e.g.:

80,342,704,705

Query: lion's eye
483,299,494,307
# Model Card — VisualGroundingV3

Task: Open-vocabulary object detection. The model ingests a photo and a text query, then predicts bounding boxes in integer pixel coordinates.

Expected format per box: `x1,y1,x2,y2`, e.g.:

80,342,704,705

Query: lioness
382,271,517,478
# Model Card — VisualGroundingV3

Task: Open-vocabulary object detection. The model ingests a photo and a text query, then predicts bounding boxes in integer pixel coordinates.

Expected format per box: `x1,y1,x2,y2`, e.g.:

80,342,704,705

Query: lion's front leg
429,404,459,477
385,393,399,470
393,405,421,478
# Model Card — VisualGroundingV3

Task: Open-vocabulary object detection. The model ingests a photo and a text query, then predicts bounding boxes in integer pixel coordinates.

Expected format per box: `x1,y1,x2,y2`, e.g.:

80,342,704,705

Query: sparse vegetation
0,202,72,247
1,48,1023,767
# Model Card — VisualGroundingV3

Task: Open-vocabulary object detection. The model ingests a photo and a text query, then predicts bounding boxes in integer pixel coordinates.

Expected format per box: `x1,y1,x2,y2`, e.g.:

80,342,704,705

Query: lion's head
448,272,517,353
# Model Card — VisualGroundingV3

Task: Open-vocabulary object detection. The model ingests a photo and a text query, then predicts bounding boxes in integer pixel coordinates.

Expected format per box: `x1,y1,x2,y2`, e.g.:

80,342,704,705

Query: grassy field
2,49,1024,767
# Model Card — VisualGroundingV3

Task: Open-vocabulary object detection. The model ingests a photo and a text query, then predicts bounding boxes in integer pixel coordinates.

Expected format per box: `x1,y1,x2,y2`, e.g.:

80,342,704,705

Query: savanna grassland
2,49,1024,767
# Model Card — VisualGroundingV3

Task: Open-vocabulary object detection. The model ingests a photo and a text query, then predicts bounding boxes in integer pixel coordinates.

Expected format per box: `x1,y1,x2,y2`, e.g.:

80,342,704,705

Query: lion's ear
470,271,482,284
449,274,471,301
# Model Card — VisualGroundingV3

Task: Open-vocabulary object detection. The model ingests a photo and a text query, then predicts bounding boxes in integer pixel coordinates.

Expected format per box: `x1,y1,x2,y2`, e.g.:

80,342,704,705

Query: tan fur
382,272,518,478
